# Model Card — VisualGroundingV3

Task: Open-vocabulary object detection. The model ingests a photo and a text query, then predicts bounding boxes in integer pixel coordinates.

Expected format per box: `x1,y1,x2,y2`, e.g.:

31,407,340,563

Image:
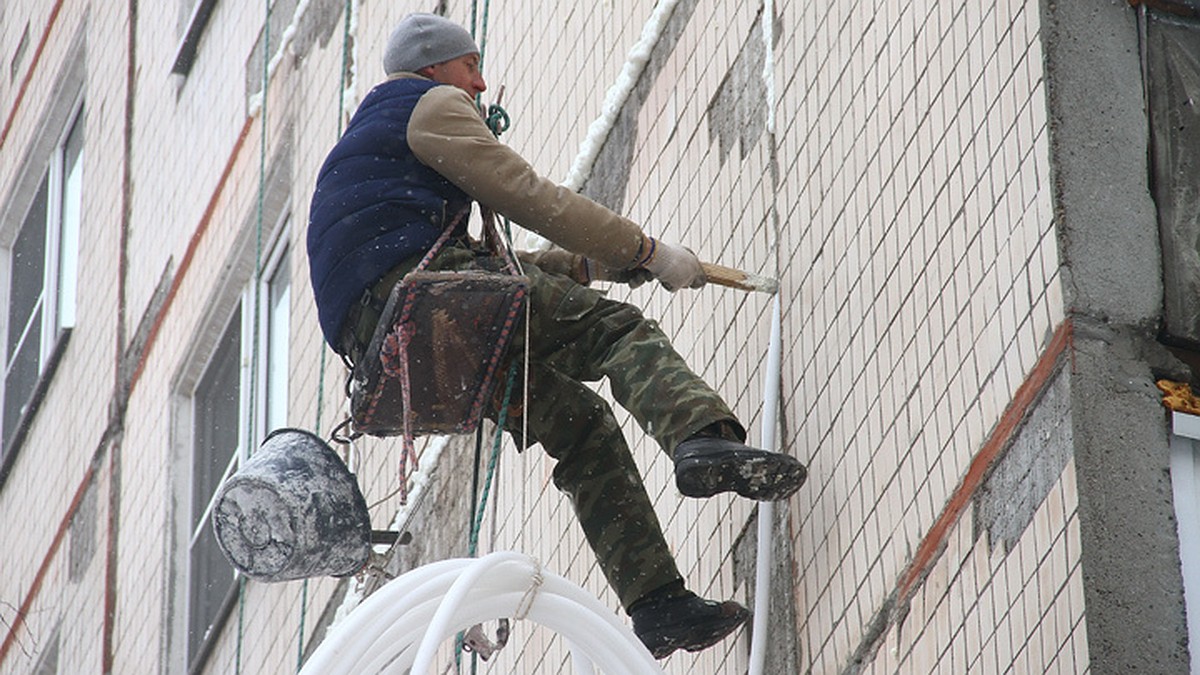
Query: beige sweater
405,80,650,271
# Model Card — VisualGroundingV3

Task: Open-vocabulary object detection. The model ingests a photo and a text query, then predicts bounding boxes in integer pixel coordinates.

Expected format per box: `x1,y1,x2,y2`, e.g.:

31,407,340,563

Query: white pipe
748,0,782,670
569,640,599,675
749,297,783,675
408,553,529,672
301,552,665,675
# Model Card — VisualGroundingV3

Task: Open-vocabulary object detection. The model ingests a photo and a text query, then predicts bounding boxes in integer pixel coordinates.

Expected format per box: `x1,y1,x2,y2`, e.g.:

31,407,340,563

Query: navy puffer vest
307,78,471,346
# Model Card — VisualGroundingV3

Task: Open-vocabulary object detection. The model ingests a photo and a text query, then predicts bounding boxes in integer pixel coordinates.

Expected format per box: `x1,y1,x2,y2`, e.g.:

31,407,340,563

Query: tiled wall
777,0,1069,671
0,0,1082,672
482,0,1071,673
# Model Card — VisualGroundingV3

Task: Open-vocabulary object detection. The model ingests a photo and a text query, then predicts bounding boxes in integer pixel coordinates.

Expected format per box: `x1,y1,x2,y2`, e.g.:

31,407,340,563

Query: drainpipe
749,297,782,675
749,0,781,669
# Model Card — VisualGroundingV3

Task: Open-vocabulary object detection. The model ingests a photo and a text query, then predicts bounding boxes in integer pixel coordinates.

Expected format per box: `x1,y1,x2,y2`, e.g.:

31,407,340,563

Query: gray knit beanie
383,14,479,75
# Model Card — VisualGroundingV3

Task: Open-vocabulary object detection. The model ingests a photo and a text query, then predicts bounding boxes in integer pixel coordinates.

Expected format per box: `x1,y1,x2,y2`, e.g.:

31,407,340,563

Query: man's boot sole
675,446,807,501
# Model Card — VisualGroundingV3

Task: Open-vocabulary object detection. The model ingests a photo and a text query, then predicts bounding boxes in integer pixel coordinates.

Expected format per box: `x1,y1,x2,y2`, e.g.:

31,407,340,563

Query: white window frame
256,219,291,435
1,97,83,461
1170,411,1200,675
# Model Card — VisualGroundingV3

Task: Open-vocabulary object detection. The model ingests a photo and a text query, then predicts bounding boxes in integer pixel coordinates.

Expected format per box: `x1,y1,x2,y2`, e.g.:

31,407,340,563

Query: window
2,103,82,460
260,239,290,432
180,228,291,670
187,305,243,668
1170,411,1200,674
1145,9,1200,344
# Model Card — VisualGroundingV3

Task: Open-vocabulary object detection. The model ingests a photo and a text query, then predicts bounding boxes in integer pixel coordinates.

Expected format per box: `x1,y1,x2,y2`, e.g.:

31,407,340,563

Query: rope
478,0,492,67
469,424,484,553
387,208,470,505
513,562,544,621
486,102,510,137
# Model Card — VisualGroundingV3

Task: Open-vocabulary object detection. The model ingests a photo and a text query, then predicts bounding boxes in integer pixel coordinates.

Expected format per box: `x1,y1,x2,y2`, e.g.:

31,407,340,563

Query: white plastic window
183,224,292,669
2,103,82,456
1170,411,1200,675
259,235,290,434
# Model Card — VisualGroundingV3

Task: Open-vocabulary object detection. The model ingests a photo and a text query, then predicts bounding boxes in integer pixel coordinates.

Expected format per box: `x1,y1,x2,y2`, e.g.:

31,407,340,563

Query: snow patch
340,0,362,125
528,0,683,250
248,0,315,118
386,435,451,532
762,0,775,135
562,0,683,193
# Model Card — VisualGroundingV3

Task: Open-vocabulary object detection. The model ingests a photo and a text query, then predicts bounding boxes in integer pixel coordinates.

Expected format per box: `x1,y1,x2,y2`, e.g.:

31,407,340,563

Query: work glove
640,238,707,291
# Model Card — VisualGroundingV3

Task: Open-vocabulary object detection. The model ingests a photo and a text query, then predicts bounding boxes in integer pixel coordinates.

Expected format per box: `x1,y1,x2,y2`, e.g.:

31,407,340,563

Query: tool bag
349,208,527,437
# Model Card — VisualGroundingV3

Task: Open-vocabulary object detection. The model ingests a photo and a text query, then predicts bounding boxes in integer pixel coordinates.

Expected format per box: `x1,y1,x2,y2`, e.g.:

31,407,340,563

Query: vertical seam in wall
103,435,122,675
0,0,66,152
104,0,138,670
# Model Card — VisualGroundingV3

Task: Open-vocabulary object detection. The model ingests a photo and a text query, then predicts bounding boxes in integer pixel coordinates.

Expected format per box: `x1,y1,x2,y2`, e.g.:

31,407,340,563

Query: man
307,13,807,659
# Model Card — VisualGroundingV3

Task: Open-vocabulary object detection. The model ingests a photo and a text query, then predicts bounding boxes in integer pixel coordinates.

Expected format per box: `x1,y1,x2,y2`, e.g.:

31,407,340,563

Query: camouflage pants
346,245,742,610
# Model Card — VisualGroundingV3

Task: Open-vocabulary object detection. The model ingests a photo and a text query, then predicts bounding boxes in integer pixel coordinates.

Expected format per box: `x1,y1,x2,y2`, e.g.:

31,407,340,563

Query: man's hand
641,238,707,291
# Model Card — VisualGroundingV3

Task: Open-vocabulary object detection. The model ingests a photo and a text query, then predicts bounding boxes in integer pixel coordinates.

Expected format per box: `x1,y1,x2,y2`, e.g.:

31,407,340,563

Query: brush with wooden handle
701,262,779,294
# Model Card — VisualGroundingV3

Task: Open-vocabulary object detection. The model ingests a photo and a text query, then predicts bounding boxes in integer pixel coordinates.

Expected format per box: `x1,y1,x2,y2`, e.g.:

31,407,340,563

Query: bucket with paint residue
213,428,371,582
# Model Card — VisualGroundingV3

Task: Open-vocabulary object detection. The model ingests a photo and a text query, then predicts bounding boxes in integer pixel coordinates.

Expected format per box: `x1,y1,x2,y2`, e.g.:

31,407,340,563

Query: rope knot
379,323,410,379
514,561,544,621
486,102,510,137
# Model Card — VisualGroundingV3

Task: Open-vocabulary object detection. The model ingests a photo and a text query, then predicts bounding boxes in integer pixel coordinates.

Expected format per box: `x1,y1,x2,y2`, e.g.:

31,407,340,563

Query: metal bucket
213,428,371,582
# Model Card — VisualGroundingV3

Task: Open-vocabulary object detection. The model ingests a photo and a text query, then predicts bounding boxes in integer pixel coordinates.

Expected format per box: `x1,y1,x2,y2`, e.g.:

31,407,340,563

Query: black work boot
674,422,807,501
630,589,751,659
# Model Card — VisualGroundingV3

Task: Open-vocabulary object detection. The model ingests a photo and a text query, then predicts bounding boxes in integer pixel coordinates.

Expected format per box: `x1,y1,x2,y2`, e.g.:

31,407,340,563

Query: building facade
0,0,1197,673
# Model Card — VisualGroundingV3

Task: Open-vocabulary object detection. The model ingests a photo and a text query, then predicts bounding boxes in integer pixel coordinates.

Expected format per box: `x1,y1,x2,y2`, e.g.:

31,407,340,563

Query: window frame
1170,411,1200,675
184,301,247,671
0,96,84,477
256,216,291,435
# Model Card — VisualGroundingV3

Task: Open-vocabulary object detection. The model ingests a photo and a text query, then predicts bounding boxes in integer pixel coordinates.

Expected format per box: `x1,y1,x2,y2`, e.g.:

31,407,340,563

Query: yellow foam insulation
1157,380,1200,415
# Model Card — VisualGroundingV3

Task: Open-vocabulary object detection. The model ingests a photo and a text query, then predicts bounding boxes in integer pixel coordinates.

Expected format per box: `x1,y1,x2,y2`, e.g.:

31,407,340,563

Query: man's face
424,53,487,97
